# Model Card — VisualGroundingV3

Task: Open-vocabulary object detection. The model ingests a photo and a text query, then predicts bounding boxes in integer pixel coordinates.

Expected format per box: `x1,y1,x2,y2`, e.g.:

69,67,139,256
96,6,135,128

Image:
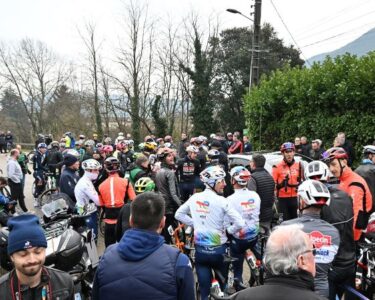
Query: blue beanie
7,214,47,255
64,154,78,167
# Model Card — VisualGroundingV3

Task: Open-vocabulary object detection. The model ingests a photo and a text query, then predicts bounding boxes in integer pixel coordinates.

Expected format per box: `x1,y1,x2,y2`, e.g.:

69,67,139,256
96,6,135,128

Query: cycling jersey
272,159,303,198
283,213,340,298
225,188,260,240
176,156,200,183
175,188,244,247
74,174,100,212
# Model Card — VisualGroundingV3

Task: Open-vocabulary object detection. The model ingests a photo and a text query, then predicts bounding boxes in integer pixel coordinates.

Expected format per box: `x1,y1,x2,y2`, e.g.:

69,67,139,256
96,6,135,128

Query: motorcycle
0,193,99,299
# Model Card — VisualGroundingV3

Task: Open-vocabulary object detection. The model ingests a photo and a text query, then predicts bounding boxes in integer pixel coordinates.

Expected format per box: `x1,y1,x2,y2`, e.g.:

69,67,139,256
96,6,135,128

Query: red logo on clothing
308,231,332,248
196,200,209,210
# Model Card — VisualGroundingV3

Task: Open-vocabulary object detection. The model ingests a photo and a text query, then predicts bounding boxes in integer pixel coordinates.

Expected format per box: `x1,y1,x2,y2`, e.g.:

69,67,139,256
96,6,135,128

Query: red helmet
280,142,295,153
101,145,113,154
321,147,348,162
116,141,125,151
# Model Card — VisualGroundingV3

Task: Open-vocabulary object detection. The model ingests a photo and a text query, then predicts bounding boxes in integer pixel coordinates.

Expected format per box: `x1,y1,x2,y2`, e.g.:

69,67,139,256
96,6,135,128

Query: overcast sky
1,0,374,61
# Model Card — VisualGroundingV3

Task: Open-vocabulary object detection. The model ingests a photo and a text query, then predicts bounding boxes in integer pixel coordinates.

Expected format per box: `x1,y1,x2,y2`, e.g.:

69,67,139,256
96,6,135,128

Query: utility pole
251,0,262,87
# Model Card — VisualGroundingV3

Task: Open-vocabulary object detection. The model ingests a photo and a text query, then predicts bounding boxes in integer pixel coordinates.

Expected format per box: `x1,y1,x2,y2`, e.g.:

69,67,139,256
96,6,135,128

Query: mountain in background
306,27,375,65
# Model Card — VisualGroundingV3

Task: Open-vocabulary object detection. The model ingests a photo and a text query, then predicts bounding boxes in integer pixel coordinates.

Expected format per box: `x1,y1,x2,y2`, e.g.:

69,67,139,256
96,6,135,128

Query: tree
215,24,304,132
151,95,167,138
244,52,375,158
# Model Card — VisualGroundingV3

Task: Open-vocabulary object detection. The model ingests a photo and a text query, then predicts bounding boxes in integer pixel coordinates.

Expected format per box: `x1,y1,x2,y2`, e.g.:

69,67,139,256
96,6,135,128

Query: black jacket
0,266,74,300
355,162,375,202
154,164,181,214
342,140,355,166
176,156,200,183
59,167,79,203
233,270,325,300
321,184,356,270
248,167,276,223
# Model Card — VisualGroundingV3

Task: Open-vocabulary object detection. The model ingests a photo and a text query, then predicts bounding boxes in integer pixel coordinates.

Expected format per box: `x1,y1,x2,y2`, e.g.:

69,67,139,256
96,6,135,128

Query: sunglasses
299,244,317,257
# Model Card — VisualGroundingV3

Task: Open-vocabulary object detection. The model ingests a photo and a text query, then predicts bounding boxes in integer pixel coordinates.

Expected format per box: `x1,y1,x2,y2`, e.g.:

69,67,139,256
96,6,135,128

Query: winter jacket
232,270,325,300
0,267,74,300
59,168,80,203
176,156,200,183
355,160,375,202
93,228,195,300
272,159,303,198
248,167,276,223
155,165,181,214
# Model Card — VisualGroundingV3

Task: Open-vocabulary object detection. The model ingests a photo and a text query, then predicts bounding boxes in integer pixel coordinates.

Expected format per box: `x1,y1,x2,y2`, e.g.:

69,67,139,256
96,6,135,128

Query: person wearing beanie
0,214,74,299
59,154,80,203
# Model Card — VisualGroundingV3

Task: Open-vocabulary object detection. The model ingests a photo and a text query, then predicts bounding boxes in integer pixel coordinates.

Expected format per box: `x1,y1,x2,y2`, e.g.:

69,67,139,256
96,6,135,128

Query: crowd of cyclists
2,129,375,300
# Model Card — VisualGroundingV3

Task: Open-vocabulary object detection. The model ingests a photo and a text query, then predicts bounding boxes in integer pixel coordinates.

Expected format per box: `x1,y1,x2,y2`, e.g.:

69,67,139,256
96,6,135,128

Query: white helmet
186,145,199,153
305,161,331,182
118,132,124,136
298,180,330,207
200,166,226,188
63,149,80,159
230,166,251,186
82,159,102,171
363,145,375,155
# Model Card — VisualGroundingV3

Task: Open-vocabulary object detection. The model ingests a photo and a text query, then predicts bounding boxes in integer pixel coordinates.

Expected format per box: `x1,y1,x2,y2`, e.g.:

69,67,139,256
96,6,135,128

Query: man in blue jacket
93,192,195,300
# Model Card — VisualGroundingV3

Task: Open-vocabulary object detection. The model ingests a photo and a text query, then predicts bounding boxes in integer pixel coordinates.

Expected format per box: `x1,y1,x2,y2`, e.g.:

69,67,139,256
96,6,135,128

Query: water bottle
210,279,224,297
246,251,257,269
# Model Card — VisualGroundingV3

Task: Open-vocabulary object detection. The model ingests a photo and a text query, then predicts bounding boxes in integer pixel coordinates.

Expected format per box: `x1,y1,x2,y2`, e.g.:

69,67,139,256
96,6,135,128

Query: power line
269,0,311,66
301,20,375,48
294,0,371,37
297,8,375,42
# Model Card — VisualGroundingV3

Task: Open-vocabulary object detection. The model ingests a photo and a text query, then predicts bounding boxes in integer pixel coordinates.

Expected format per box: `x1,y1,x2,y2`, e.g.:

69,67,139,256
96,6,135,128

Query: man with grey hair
233,225,325,300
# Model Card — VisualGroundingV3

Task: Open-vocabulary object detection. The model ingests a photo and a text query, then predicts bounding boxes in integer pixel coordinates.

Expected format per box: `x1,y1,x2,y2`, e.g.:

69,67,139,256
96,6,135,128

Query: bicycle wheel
38,188,58,207
0,187,11,198
27,151,36,165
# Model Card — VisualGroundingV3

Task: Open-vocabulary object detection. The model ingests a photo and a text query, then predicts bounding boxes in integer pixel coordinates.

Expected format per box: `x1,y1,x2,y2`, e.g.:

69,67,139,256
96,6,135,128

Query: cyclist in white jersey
74,159,101,239
175,165,244,300
225,166,260,285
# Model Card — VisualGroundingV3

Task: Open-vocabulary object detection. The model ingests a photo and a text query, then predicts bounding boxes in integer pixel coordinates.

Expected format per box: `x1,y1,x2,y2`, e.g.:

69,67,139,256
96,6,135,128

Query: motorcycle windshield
42,198,68,218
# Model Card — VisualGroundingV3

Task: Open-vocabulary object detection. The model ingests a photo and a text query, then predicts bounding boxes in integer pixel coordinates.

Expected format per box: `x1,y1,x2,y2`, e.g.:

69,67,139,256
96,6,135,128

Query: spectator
5,131,14,151
337,132,355,166
228,134,243,154
0,215,74,298
333,137,341,147
59,154,80,203
355,145,375,201
7,149,27,212
226,132,234,151
300,136,311,157
129,155,150,186
16,144,30,192
233,225,325,300
309,139,325,160
93,192,195,300
243,136,252,153
32,143,48,207
248,154,275,234
0,131,6,153
178,133,188,158
295,137,303,155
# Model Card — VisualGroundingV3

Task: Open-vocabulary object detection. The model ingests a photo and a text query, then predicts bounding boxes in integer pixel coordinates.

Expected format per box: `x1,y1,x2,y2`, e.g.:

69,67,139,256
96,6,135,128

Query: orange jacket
339,167,373,241
272,159,303,198
99,173,136,224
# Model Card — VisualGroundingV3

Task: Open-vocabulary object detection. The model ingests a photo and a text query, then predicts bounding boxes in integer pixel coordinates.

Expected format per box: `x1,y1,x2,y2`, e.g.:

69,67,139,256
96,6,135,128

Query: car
228,151,312,175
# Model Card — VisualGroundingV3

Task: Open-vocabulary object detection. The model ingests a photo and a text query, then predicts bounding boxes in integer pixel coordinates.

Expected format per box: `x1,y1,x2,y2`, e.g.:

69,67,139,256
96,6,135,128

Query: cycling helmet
157,147,174,160
101,145,113,154
65,132,71,136
304,161,331,182
230,166,251,186
138,142,145,151
79,134,85,139
104,137,112,144
164,135,172,142
50,141,59,148
116,141,126,151
298,179,331,207
37,133,44,138
37,143,47,149
134,177,156,194
200,165,226,188
208,149,220,159
118,132,124,137
104,157,120,173
193,137,203,145
63,149,80,159
199,135,207,142
82,159,102,171
321,147,348,163
96,143,103,150
210,133,216,139
84,139,95,147
144,142,157,152
280,142,295,153
59,143,66,148
127,139,134,146
363,145,375,155
117,136,125,142
186,145,199,153
75,140,83,146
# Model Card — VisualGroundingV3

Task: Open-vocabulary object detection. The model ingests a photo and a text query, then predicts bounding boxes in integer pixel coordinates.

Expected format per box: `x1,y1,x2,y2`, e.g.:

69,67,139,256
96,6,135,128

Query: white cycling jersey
225,188,260,240
175,188,244,247
74,174,100,213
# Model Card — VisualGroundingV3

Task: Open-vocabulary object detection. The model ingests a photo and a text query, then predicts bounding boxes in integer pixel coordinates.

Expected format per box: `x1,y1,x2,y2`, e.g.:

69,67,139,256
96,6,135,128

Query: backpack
70,136,76,148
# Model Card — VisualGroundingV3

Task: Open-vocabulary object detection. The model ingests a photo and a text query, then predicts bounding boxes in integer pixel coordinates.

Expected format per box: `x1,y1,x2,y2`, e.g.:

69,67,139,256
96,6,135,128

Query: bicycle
356,238,375,298
37,172,58,207
168,223,195,266
246,233,268,287
27,150,36,165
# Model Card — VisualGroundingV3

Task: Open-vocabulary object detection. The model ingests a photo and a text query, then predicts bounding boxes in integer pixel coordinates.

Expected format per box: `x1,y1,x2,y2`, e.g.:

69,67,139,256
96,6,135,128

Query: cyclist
115,177,156,242
176,145,200,203
32,143,48,207
59,154,80,203
129,154,150,186
282,179,340,298
322,147,373,242
154,147,181,244
44,141,63,188
75,140,86,161
64,132,72,149
74,159,101,239
226,166,260,287
175,165,244,300
98,157,136,247
15,144,30,192
273,142,304,221
120,140,136,172
305,161,355,300
355,145,375,201
5,131,13,152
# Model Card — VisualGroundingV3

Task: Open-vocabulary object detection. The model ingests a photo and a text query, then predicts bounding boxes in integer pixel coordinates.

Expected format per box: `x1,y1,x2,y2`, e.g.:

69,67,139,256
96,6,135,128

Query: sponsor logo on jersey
308,230,332,248
240,198,256,209
196,200,210,213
